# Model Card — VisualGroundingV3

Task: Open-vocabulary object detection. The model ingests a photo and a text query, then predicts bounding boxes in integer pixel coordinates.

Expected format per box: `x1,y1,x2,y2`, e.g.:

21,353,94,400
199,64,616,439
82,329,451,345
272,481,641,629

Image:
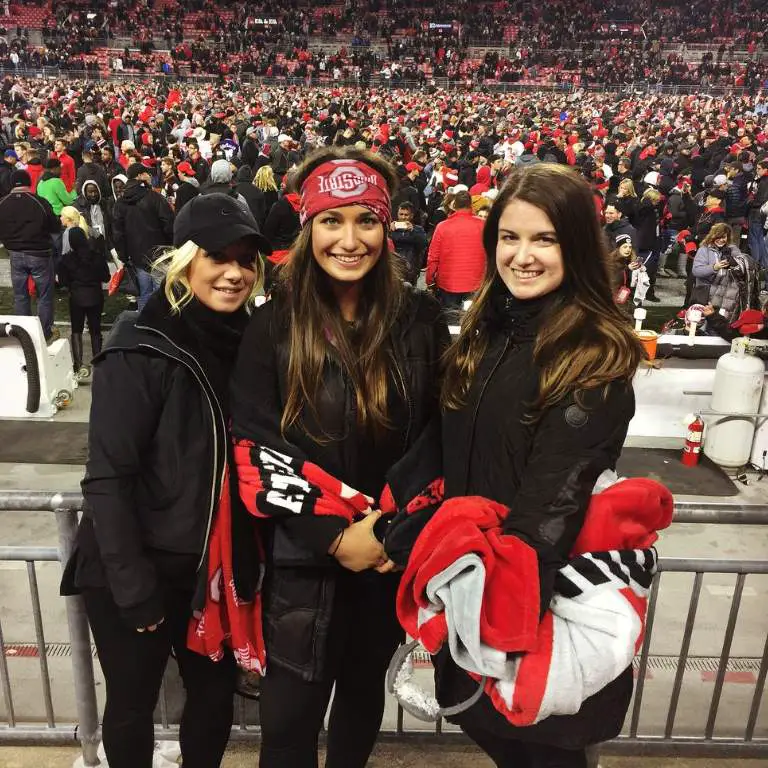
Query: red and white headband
300,159,391,227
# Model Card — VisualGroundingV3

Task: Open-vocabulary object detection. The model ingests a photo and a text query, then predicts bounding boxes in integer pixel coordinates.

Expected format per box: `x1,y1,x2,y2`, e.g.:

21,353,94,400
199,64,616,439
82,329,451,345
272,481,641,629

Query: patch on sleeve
564,404,589,428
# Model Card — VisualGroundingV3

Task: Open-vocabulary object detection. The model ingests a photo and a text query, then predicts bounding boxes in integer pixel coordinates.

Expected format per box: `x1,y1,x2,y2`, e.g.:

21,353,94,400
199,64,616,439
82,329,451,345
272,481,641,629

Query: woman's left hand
374,558,398,574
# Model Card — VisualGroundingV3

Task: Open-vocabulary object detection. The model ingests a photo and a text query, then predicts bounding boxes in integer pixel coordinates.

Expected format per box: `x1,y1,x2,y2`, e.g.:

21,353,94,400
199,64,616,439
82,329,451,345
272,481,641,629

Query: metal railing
0,66,762,97
0,491,766,764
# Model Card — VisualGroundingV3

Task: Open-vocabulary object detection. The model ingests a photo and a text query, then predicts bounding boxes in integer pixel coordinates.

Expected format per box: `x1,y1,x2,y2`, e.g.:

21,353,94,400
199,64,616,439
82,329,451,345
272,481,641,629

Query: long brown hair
277,146,406,441
442,164,644,414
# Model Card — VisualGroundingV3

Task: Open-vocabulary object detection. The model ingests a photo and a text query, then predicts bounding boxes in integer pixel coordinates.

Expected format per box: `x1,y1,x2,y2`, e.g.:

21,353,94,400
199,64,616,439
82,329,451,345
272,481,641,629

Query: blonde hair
642,187,661,205
153,240,264,314
60,206,90,235
253,165,278,192
618,179,637,197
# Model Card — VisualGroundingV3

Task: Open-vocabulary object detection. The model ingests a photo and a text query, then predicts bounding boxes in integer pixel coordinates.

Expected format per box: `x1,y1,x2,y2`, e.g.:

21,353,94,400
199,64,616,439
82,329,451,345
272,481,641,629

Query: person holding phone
691,223,744,309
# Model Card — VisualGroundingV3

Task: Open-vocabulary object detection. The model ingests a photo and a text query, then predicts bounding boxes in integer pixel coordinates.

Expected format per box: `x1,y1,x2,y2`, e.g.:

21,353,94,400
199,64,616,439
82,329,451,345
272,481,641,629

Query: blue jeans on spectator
9,250,55,338
135,267,157,312
748,219,768,273
436,288,474,324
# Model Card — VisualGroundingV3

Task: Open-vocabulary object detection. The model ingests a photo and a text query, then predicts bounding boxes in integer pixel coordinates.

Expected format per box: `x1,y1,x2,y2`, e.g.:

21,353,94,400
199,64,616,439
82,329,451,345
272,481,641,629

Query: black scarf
182,298,248,414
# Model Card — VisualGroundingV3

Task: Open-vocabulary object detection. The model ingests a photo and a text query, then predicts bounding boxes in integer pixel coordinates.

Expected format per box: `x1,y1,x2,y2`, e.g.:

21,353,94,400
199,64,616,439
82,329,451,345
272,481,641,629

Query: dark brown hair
442,164,644,413
277,146,406,441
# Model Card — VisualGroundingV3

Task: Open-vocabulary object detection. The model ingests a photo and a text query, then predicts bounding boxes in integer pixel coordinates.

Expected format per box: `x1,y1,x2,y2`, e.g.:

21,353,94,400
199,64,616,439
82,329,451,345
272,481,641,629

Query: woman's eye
320,217,339,225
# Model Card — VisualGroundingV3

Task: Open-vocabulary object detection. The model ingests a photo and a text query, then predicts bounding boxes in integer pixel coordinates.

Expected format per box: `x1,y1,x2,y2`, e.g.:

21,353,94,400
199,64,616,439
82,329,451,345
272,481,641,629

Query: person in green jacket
36,158,77,215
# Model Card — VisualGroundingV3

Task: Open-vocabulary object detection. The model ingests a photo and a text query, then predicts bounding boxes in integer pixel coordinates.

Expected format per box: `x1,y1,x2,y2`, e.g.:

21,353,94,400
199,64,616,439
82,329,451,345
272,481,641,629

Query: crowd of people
1,47,768,768
2,74,768,344
1,0,767,89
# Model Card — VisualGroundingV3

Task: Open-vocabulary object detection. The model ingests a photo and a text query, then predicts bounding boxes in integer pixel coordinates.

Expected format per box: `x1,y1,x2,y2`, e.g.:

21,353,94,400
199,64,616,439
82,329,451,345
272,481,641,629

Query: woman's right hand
714,259,730,271
330,512,387,572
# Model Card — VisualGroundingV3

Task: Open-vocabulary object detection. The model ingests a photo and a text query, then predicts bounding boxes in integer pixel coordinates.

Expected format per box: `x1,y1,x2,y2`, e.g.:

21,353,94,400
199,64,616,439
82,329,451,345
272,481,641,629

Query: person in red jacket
53,138,76,193
426,190,486,315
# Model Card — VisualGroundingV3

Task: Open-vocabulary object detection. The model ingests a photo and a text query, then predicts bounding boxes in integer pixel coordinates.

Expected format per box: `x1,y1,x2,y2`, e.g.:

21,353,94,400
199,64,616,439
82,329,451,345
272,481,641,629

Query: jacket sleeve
39,196,60,234
501,382,635,614
155,193,175,242
230,305,348,556
81,351,170,628
111,202,126,259
692,246,716,279
426,223,443,286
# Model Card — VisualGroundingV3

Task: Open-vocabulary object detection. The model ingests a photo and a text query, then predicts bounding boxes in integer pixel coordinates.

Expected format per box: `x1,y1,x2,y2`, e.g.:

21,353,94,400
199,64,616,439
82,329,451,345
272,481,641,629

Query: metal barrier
0,491,766,764
0,68,762,97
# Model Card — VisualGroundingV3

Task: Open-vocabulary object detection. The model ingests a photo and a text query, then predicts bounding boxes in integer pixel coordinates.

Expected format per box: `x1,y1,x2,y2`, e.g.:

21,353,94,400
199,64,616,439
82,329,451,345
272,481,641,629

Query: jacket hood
121,178,149,204
236,165,253,183
82,179,102,203
110,173,127,197
475,166,491,184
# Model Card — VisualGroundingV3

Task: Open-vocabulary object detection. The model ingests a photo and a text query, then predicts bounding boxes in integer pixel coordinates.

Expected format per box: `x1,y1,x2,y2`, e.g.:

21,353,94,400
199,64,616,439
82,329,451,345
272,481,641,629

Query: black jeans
463,722,588,768
69,296,104,336
84,585,237,768
258,571,403,768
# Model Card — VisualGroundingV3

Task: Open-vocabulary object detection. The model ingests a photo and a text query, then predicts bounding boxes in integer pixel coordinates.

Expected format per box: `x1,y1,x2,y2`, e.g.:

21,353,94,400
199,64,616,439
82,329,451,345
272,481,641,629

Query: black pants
69,296,103,335
258,572,403,768
84,585,237,768
463,723,588,768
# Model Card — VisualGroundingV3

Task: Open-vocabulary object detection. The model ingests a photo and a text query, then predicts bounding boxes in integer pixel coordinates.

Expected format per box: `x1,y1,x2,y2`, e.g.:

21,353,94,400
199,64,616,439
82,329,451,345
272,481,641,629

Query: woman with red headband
229,146,448,767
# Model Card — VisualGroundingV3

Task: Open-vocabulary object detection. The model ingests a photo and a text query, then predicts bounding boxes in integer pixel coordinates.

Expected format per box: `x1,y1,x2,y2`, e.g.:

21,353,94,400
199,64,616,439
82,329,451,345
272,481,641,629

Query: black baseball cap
173,193,272,255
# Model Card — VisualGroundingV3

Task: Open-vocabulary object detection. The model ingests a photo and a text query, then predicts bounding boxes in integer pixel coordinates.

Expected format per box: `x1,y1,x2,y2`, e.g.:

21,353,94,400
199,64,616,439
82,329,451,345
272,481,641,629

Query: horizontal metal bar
658,558,768,574
0,726,79,744
672,504,768,524
604,736,768,758
2,494,768,525
0,724,765,757
0,492,83,512
0,547,59,562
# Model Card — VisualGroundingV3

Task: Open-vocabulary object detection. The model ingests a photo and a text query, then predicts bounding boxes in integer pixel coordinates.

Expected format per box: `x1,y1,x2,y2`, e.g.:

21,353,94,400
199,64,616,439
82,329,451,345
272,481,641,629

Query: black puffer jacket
436,286,636,748
59,227,110,306
229,287,449,680
61,289,252,629
111,179,174,271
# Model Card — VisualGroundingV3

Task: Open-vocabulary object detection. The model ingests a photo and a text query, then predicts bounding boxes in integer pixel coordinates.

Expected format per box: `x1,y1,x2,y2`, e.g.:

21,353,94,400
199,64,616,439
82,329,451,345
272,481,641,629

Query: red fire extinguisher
682,416,704,467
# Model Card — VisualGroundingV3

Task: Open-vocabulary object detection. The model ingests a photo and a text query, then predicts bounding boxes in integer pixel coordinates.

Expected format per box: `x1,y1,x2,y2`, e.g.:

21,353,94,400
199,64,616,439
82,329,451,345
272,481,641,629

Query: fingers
137,618,164,633
374,558,397,574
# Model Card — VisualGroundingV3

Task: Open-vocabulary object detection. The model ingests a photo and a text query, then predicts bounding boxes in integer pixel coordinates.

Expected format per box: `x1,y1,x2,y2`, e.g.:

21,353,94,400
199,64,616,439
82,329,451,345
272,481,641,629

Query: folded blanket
395,475,674,726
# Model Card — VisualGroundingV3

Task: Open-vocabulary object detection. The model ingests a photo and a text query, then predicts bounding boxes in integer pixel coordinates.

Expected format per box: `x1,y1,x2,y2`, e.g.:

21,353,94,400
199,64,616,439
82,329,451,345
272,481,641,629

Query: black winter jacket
0,187,59,254
725,172,749,220
263,195,300,251
59,227,110,306
436,287,636,748
229,288,449,680
667,189,696,231
635,198,661,251
748,175,768,222
60,290,249,628
111,180,174,270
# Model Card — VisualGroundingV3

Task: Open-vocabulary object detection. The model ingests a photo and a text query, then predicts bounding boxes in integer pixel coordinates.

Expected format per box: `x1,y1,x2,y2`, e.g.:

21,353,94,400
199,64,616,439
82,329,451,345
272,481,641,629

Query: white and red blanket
395,475,673,726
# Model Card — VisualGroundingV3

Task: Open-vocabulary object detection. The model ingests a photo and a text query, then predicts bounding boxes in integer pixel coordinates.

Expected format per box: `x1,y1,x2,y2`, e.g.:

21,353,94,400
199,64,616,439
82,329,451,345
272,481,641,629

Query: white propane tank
703,340,765,468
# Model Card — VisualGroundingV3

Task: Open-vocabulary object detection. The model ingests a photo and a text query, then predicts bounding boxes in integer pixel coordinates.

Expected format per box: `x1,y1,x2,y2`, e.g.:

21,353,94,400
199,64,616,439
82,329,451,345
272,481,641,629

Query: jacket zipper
135,325,226,571
463,336,510,492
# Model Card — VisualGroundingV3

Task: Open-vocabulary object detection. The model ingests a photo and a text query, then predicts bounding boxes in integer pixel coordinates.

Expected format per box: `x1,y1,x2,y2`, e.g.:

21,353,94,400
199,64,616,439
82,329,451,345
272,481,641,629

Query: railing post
55,507,100,767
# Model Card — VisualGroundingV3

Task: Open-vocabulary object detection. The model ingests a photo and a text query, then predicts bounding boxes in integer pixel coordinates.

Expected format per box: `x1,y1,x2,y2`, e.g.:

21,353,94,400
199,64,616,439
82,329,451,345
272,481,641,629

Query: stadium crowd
1,0,767,87
2,73,768,337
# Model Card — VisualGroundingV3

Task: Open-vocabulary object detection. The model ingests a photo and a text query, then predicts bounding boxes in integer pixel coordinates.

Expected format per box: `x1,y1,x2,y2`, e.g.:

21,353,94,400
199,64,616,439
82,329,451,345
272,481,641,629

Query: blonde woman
636,187,663,302
60,194,271,768
615,178,638,225
253,164,279,215
60,205,90,252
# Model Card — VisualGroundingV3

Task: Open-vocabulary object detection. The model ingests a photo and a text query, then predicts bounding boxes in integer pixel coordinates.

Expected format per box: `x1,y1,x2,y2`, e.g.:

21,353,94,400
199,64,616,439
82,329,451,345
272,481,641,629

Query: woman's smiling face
495,199,565,300
310,204,384,286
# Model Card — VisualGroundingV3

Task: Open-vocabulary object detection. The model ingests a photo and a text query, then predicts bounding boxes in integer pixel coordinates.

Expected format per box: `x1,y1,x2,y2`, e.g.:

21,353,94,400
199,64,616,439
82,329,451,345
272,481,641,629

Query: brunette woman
60,193,270,768
436,164,644,767
229,146,448,768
